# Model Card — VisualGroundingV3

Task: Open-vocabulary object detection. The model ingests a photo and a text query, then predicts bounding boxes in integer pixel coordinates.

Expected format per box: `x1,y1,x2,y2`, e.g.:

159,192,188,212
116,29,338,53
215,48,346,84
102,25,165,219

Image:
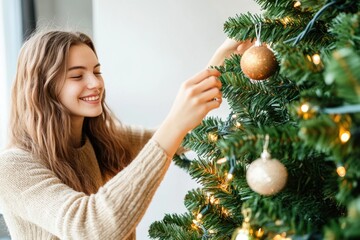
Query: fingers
237,39,255,55
187,69,221,85
198,87,222,103
187,69,222,105
207,97,222,109
194,75,222,93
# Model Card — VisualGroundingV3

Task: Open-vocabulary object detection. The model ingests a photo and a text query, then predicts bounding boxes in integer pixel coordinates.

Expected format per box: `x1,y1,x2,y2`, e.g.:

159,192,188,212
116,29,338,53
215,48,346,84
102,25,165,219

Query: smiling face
58,44,104,124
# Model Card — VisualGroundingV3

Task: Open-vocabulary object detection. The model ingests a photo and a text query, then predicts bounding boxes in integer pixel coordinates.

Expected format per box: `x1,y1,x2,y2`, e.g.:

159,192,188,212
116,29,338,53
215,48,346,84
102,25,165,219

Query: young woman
0,30,247,239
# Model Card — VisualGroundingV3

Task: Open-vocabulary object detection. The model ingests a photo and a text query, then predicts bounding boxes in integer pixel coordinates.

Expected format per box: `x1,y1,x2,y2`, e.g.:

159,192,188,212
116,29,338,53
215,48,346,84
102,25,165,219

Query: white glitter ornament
246,135,288,196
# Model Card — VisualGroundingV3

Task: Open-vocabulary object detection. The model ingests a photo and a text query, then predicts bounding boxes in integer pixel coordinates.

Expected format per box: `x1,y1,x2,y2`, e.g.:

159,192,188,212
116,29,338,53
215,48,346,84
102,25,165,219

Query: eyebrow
68,63,101,71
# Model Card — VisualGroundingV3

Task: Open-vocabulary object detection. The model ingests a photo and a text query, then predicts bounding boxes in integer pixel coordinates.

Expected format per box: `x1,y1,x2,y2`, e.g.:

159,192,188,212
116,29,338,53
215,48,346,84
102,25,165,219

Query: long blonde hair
10,30,133,194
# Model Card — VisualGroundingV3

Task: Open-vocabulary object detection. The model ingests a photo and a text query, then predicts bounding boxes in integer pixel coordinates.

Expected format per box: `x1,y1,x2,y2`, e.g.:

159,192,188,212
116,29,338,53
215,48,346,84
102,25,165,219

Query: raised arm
152,68,222,158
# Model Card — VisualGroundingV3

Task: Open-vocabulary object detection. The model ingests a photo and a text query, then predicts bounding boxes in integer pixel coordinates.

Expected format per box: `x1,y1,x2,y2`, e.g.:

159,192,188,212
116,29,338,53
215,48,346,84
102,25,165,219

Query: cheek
59,83,82,105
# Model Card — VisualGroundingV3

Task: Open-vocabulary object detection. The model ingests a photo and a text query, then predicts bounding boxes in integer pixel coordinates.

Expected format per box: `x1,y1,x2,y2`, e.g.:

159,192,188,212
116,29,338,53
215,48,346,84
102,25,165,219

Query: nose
87,73,103,89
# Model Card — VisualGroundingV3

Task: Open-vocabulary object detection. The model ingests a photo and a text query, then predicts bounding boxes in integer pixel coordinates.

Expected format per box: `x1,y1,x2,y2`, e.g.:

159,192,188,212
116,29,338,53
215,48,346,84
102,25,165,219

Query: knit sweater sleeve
0,139,170,239
121,124,188,156
121,124,155,154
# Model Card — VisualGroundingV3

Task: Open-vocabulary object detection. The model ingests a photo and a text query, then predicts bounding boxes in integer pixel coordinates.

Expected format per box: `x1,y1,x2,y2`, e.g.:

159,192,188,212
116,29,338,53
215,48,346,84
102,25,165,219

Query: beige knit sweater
0,125,171,240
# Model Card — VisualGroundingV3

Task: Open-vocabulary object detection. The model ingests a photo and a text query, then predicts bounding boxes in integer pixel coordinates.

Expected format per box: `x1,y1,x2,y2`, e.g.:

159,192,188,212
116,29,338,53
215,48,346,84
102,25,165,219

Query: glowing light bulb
256,228,264,238
196,213,203,220
208,133,218,142
340,130,351,143
300,103,310,113
312,54,321,65
273,233,291,240
192,219,200,229
227,173,234,180
222,208,230,216
210,196,216,204
235,122,242,128
337,166,346,177
217,158,227,164
294,1,301,8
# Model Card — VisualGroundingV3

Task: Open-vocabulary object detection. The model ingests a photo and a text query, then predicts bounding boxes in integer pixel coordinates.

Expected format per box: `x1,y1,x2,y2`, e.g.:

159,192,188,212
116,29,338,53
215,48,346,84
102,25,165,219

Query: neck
71,117,85,148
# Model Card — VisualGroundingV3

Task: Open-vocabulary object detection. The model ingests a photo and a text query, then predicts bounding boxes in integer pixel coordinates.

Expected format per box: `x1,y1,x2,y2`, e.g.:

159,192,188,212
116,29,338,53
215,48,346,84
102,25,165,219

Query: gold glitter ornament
240,45,278,81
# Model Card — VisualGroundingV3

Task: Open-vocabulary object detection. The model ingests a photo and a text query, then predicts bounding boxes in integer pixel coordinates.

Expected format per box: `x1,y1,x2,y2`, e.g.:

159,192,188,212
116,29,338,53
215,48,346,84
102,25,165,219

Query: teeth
81,95,100,101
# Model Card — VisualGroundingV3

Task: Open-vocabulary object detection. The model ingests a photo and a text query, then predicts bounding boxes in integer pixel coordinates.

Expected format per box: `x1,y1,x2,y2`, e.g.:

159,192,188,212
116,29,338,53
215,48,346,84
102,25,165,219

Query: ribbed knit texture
0,125,170,240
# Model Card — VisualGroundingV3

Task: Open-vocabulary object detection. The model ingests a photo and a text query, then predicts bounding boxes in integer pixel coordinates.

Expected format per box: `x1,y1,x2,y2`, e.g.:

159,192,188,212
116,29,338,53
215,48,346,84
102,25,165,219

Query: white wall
35,0,93,36
0,0,22,151
93,1,260,238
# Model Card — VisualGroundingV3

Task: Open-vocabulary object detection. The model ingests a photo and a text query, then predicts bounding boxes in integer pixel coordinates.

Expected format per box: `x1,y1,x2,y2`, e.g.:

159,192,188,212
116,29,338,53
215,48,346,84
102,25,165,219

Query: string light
235,121,242,128
294,1,301,8
209,195,215,204
273,232,291,240
280,16,292,25
227,165,235,181
339,130,351,143
333,114,341,123
208,133,218,142
255,228,264,238
208,229,216,234
312,54,321,65
192,219,200,229
298,102,317,119
336,166,346,177
300,103,310,113
217,158,227,164
192,219,211,238
222,207,231,217
275,219,284,226
219,183,229,192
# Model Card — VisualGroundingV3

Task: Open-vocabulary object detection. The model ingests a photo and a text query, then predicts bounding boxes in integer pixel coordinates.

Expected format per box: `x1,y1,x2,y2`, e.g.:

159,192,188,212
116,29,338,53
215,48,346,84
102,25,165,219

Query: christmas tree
149,0,360,239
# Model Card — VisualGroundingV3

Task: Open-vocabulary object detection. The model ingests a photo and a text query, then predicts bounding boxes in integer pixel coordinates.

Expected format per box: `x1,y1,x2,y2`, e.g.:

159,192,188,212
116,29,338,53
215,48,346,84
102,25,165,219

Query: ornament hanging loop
242,208,252,223
255,22,262,46
261,134,271,160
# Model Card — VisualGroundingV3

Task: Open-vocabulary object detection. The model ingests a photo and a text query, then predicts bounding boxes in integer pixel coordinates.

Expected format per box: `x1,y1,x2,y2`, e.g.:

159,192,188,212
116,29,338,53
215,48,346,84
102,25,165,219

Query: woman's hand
153,69,222,157
167,68,222,132
207,38,254,67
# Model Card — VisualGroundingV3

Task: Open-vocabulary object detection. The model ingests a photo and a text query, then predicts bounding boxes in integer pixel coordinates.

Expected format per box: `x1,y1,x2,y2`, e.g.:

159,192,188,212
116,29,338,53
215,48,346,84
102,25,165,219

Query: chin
84,109,103,118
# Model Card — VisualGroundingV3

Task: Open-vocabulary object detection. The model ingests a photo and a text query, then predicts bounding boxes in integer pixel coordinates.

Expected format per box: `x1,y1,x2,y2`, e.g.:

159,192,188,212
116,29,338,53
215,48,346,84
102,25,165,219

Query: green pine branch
149,213,200,240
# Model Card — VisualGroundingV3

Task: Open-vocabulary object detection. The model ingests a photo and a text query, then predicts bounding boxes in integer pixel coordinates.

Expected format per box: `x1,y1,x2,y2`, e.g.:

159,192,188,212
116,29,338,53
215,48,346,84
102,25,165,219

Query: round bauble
231,227,249,240
246,157,288,195
240,45,278,81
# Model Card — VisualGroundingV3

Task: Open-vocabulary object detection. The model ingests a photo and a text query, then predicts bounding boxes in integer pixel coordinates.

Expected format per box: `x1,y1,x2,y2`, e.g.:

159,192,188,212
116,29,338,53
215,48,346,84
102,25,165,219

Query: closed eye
70,75,82,79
